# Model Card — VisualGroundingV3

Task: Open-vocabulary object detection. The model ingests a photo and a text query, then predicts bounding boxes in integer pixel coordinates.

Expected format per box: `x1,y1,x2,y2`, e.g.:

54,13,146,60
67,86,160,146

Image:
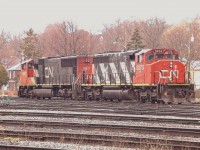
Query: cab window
137,55,143,63
146,54,154,62
173,54,179,60
166,54,172,59
22,64,26,69
28,63,33,68
156,54,164,59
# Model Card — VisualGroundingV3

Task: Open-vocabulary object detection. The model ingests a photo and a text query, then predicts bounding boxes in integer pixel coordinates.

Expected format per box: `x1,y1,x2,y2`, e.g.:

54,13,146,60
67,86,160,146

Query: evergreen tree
126,27,145,50
20,28,41,60
0,65,8,88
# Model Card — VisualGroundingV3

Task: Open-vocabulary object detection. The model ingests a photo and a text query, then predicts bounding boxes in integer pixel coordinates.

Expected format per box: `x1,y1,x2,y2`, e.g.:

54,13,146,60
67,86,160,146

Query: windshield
156,54,164,59
146,53,179,62
166,54,172,59
146,54,154,61
173,54,179,60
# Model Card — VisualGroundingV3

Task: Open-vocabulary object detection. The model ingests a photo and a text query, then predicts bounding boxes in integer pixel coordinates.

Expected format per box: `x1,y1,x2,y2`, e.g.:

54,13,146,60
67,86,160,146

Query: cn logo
45,67,53,78
159,70,178,79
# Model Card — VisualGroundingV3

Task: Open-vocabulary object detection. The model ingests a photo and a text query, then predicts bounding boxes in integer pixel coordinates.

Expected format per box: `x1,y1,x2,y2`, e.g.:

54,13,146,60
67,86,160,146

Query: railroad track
0,110,200,125
14,97,200,106
5,99,200,115
0,127,199,149
2,103,200,117
0,112,200,149
0,145,55,150
0,118,200,136
7,98,200,108
0,98,200,149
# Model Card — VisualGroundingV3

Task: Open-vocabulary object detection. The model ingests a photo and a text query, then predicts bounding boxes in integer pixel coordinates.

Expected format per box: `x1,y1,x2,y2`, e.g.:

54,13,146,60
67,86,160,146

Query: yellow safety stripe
167,84,192,86
19,83,192,87
81,83,156,86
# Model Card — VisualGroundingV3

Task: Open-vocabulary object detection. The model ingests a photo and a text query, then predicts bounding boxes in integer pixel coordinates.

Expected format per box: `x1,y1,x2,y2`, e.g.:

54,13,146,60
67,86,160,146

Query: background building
7,63,21,91
191,61,200,89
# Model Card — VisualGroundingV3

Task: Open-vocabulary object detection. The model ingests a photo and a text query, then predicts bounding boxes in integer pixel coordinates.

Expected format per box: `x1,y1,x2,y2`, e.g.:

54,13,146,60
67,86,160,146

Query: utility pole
188,23,194,83
188,24,194,71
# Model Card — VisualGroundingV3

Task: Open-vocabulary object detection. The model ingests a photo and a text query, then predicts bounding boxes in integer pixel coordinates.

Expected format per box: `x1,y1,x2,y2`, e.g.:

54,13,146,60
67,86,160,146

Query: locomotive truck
18,48,195,104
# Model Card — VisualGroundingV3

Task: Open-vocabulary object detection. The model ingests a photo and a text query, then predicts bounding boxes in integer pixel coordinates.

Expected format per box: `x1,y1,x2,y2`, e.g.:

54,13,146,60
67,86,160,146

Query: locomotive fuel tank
102,86,134,100
32,89,52,99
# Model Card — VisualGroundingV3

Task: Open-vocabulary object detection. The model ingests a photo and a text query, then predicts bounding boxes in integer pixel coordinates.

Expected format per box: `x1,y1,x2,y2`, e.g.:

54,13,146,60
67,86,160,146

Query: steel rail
0,119,200,137
0,145,57,150
0,129,199,149
0,111,200,125
2,103,200,118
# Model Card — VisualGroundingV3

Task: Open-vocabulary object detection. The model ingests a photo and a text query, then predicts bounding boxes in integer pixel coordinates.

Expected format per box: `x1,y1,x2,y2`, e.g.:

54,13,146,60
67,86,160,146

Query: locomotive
18,48,195,104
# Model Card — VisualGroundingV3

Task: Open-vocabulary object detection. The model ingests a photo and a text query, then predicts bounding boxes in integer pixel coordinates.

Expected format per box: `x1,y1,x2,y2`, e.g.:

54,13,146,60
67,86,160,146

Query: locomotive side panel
61,57,77,84
77,56,93,84
93,55,109,84
93,52,135,85
37,58,45,84
108,54,121,84
44,58,61,85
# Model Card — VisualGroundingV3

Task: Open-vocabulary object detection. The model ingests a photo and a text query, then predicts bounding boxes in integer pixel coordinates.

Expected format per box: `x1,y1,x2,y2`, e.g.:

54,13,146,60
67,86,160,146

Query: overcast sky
0,0,200,35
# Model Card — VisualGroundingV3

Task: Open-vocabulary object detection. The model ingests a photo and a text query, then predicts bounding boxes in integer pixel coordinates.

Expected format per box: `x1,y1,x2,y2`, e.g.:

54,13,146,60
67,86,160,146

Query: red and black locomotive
18,48,195,104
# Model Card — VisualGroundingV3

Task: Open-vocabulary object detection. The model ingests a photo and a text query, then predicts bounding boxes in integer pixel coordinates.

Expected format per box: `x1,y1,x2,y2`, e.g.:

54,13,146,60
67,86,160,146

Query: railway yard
0,98,199,149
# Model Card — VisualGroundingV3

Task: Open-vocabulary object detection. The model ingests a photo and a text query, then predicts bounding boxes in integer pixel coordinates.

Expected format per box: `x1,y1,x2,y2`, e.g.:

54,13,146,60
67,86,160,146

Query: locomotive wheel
161,101,165,104
118,99,122,102
140,96,146,103
84,93,89,101
151,99,156,104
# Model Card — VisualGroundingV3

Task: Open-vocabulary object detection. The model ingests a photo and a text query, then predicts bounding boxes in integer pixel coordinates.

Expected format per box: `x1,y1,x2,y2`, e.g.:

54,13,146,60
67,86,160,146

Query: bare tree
160,17,200,71
0,30,11,50
39,21,98,56
0,30,19,68
139,18,168,48
102,20,136,52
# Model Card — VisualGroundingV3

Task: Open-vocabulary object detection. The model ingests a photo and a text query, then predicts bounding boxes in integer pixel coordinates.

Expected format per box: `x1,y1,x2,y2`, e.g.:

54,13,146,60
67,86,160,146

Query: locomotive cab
18,59,36,97
134,48,183,84
19,59,36,86
134,48,195,103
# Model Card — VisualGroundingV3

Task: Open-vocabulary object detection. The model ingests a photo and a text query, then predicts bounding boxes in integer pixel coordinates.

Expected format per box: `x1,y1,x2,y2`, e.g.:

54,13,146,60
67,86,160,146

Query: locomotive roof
135,49,151,56
94,49,140,57
61,55,77,59
37,49,152,60
41,55,85,60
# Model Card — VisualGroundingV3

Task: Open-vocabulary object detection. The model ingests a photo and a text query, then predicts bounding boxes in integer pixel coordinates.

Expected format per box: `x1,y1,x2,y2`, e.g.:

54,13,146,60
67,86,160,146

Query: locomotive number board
154,49,163,53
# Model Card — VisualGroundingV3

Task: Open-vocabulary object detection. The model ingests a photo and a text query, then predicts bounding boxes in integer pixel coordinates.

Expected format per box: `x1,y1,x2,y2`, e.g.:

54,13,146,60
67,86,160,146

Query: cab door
133,54,145,84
